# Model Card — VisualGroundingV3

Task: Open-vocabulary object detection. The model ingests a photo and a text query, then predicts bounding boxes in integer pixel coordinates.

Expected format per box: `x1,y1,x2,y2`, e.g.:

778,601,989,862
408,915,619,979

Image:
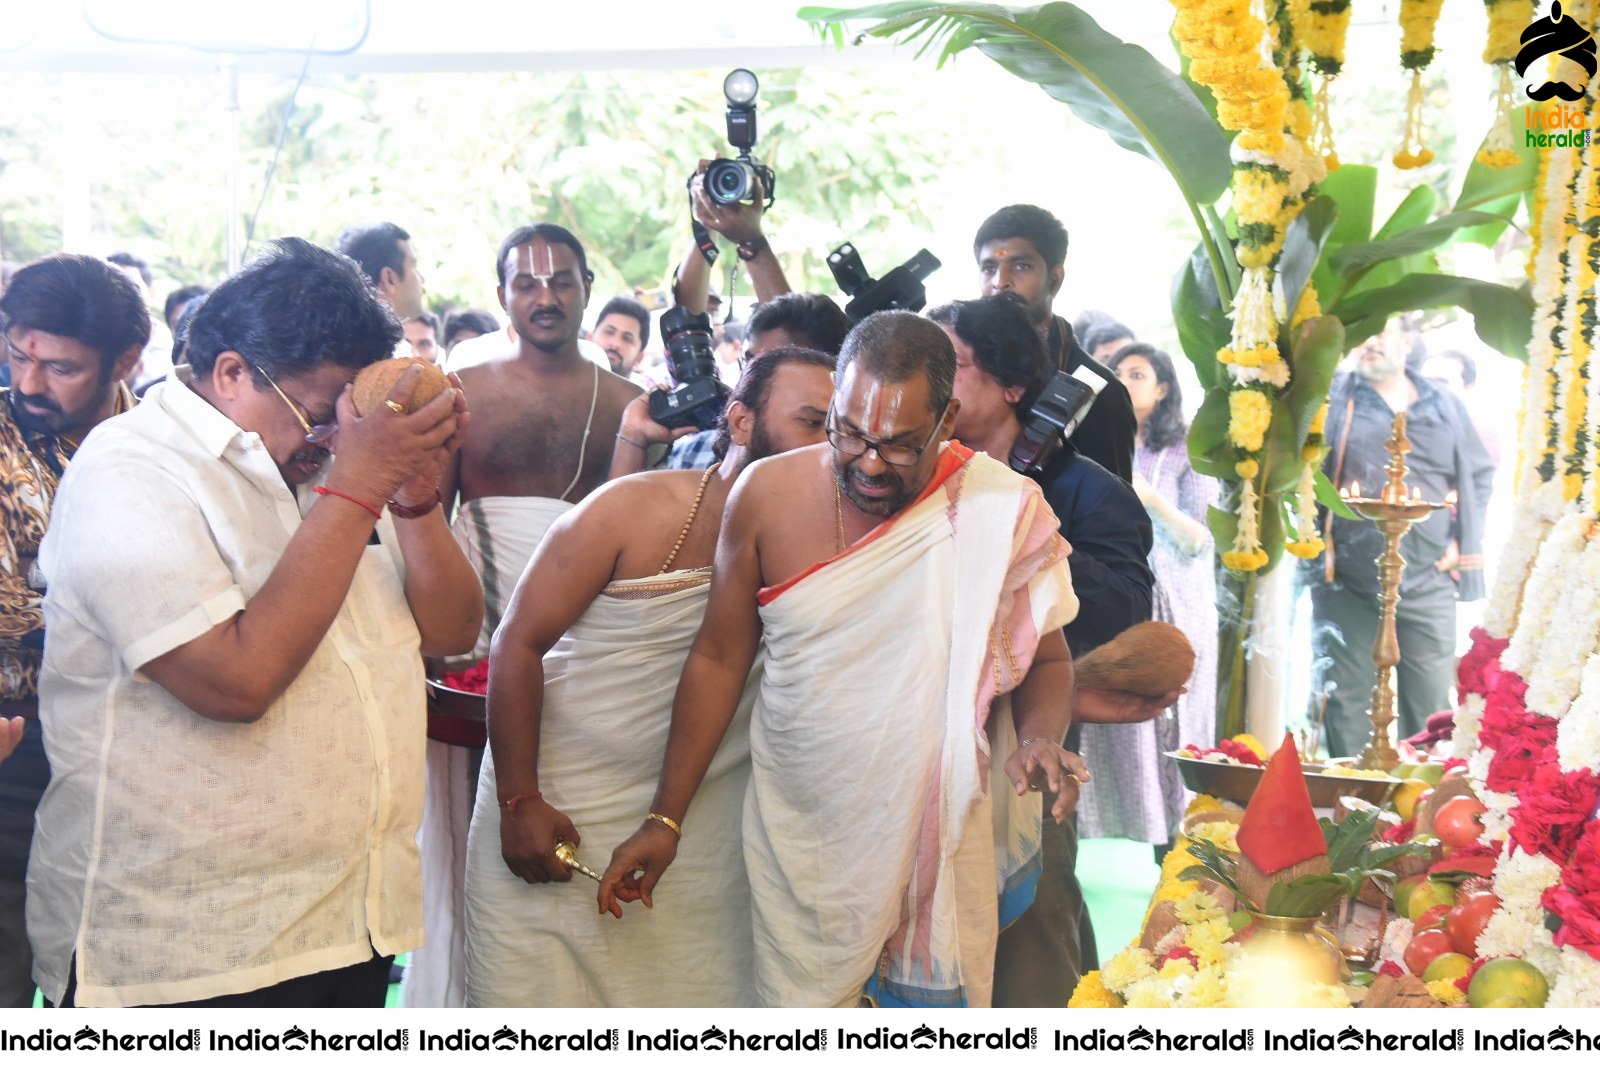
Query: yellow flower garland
1067,970,1122,1008
1304,0,1351,169
1477,2,1535,168
1393,0,1445,168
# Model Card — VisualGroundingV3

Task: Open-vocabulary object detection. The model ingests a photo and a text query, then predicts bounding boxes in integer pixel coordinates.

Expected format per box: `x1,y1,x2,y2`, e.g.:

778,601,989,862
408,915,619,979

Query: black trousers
54,951,393,1008
990,804,1097,1006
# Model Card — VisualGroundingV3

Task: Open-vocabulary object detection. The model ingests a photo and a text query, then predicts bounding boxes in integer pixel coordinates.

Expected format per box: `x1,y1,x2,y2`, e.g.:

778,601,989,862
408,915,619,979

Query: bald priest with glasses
27,238,482,1008
601,311,1083,1008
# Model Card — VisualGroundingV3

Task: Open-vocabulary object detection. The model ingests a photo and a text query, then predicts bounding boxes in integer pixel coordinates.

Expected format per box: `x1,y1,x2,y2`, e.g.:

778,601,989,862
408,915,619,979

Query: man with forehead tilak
414,225,641,1007
462,347,836,1007
601,312,1080,1008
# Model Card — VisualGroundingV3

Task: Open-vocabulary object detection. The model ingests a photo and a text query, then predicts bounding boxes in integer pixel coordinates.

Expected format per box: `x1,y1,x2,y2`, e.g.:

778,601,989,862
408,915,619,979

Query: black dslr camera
705,69,775,206
826,242,941,322
1008,365,1107,474
648,305,732,431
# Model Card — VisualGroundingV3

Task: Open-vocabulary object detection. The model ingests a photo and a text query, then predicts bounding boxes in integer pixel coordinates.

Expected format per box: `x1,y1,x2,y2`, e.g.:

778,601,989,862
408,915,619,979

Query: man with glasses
0,254,148,1008
600,311,1080,1008
27,238,483,1007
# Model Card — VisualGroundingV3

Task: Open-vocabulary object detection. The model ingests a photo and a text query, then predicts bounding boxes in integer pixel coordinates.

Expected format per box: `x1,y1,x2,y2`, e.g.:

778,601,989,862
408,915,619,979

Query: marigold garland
1174,0,1325,574
1305,0,1351,169
1393,0,1445,168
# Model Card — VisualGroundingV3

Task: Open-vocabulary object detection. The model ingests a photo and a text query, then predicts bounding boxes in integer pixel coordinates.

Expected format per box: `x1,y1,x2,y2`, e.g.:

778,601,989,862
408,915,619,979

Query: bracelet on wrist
616,432,648,450
646,811,682,838
735,236,769,262
389,488,442,520
1019,736,1062,749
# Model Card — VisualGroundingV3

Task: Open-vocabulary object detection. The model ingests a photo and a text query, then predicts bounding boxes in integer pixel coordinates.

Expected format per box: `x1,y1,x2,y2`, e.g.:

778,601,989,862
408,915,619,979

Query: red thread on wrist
500,791,543,815
313,485,382,520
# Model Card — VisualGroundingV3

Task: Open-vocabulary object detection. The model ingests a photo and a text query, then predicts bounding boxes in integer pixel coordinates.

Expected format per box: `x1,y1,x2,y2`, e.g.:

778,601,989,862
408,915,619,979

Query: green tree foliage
0,67,956,309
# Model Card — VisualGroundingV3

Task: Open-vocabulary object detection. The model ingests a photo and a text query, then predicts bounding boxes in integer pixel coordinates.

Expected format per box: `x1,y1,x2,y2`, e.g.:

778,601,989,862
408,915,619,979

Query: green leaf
800,3,1233,208
1328,210,1517,278
1455,129,1539,213
1264,874,1347,918
1457,192,1525,247
1310,164,1377,302
1187,386,1234,477
1281,315,1345,446
1373,184,1437,242
1172,243,1230,390
1315,470,1359,519
1336,273,1535,360
1183,839,1242,900
1277,195,1338,328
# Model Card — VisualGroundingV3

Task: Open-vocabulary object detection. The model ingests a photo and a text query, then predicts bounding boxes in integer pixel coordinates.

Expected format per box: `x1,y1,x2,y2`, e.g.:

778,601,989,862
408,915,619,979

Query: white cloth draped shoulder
746,445,1075,1008
463,572,758,1006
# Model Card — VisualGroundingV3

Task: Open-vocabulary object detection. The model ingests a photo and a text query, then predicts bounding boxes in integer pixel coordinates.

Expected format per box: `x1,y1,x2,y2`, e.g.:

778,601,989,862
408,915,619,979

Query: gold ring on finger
384,399,405,414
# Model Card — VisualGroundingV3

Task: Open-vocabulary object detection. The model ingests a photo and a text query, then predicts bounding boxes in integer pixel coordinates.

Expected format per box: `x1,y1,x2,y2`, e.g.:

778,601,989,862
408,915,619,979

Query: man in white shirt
28,237,482,1008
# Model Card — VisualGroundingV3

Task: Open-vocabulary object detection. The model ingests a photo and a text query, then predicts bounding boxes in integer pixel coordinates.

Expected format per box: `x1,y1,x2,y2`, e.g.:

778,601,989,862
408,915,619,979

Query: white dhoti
403,496,572,1008
462,573,758,1006
746,445,1075,1008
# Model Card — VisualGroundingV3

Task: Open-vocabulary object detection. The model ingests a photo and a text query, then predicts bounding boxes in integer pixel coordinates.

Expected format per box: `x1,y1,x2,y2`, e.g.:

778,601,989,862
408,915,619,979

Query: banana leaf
1309,165,1377,304
1277,195,1338,326
1173,243,1230,390
1328,209,1518,278
800,2,1233,213
1280,315,1345,447
1315,469,1359,519
1186,385,1234,478
1455,128,1540,215
1338,273,1535,360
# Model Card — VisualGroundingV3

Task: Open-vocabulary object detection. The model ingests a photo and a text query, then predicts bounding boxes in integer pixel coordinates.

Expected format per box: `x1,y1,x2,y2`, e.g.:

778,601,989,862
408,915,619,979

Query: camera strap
687,181,719,267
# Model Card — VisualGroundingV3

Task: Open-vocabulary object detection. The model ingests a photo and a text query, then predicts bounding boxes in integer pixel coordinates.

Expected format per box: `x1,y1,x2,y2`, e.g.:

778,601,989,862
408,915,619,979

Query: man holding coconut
27,237,481,1007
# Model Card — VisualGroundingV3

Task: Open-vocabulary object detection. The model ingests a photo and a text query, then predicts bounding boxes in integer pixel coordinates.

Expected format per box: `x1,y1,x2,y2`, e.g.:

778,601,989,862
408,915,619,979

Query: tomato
1404,928,1455,977
1415,903,1452,931
1446,892,1502,957
1434,796,1488,850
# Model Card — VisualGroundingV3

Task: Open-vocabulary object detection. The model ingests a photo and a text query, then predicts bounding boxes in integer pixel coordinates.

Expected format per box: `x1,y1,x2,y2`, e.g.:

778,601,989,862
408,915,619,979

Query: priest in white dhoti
403,223,642,1007
463,346,837,1006
601,312,1080,1008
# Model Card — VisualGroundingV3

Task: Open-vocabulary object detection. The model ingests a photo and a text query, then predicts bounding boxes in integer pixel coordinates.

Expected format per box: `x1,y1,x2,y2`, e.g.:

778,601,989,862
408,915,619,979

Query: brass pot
1228,912,1345,1007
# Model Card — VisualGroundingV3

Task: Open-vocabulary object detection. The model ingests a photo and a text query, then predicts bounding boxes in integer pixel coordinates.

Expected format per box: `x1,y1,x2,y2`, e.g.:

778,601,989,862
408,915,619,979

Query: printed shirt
28,374,425,1007
0,386,129,702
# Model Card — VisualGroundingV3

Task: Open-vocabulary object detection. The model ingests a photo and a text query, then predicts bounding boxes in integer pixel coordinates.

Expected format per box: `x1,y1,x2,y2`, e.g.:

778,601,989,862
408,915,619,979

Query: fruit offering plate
1167,751,1399,807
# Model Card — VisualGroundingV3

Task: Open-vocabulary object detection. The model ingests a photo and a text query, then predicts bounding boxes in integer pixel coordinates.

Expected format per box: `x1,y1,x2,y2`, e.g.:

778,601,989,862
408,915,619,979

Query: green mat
1079,837,1161,967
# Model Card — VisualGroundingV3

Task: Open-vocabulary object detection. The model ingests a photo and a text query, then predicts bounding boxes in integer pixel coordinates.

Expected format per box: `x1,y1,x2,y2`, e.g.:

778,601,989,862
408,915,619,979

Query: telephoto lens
648,306,732,430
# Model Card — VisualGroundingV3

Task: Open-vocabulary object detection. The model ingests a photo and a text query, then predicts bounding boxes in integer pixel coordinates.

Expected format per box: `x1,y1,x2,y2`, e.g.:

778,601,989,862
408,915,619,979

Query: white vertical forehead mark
509,241,562,284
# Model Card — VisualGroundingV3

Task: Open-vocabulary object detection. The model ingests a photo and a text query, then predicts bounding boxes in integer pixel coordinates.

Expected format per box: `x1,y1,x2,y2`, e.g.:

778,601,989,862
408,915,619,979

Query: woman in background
1079,343,1218,854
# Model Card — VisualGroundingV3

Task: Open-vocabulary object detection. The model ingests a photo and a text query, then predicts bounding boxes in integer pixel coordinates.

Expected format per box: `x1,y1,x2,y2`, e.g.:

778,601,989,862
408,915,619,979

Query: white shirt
29,375,425,1007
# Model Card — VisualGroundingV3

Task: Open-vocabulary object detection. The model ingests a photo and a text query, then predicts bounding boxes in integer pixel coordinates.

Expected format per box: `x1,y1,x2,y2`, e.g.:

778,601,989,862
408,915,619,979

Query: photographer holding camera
929,294,1155,1007
608,293,851,478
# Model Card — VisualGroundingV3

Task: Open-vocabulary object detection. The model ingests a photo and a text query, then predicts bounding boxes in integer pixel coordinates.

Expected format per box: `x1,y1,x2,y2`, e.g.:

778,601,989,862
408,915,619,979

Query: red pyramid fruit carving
1236,733,1328,875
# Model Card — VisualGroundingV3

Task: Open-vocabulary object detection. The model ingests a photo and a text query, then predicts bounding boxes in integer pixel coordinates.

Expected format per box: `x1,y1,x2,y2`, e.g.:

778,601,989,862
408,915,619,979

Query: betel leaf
1263,874,1347,918
799,2,1233,209
1337,273,1535,360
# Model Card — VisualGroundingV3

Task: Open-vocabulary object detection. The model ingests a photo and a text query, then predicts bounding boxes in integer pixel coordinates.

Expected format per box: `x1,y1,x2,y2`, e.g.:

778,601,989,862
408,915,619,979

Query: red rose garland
1510,764,1600,864
1542,822,1600,958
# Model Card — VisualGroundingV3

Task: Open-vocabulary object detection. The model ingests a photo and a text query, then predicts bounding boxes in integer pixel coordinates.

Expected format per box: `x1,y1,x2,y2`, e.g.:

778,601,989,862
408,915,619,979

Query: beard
835,459,915,517
745,420,778,463
1357,349,1405,382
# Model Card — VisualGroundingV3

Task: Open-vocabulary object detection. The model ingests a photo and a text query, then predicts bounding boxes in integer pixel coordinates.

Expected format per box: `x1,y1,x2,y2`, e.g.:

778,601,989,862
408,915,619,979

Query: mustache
1528,80,1588,101
16,393,60,415
848,466,901,488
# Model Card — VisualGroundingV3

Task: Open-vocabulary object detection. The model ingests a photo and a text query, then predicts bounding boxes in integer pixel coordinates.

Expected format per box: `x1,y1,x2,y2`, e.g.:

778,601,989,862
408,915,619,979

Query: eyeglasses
825,402,948,468
254,365,337,445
